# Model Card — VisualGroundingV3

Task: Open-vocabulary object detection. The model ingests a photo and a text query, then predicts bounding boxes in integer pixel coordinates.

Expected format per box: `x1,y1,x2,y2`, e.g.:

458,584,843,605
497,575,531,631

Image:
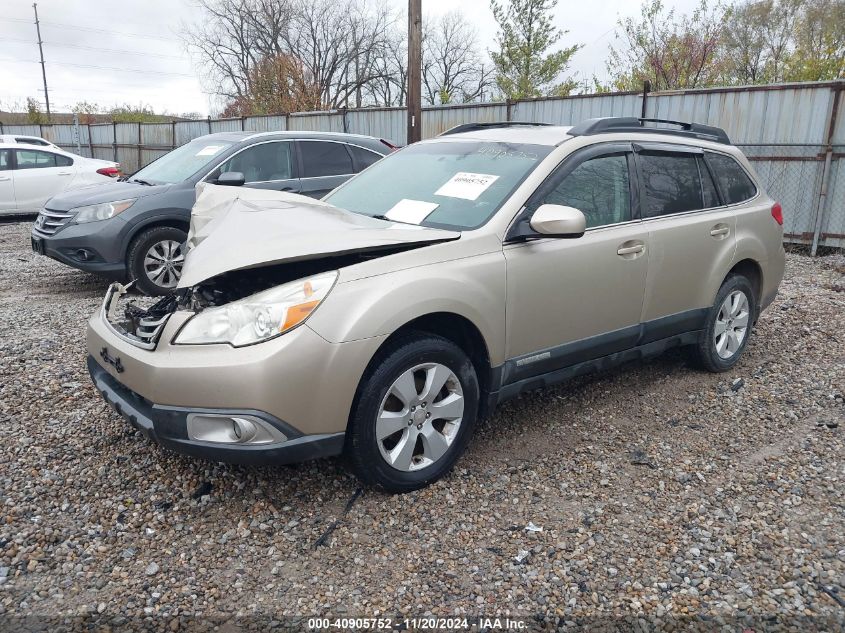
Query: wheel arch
725,258,763,306
353,311,496,420
123,214,191,262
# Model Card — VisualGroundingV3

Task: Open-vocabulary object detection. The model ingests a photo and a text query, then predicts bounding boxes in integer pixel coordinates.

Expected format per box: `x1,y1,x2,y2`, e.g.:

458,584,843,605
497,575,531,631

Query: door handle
710,224,730,238
280,186,295,191
617,243,645,256
58,171,73,176
0,176,10,181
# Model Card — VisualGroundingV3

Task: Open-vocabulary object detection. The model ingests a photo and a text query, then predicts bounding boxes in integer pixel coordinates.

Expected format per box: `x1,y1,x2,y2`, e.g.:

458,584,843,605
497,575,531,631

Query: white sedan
0,143,120,215
0,134,60,150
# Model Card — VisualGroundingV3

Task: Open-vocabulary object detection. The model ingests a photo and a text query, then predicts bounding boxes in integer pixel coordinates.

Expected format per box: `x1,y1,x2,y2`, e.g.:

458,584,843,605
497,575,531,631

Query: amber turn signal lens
281,300,320,331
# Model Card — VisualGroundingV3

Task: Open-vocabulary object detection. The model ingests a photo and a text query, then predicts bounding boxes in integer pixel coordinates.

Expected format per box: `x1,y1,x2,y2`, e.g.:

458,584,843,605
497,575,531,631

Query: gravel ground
0,220,843,632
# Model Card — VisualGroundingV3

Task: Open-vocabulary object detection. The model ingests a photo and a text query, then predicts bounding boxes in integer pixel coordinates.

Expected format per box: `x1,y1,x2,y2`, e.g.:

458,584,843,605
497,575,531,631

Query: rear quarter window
638,152,704,217
706,152,757,204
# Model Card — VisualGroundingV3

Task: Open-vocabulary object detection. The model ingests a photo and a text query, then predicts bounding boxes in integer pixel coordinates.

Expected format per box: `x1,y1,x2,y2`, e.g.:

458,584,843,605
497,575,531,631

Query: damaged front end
101,184,462,349
102,282,179,350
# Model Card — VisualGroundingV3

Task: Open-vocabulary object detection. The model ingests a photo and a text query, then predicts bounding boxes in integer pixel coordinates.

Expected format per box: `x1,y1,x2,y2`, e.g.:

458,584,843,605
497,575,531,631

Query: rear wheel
346,333,479,493
127,226,187,296
691,274,756,372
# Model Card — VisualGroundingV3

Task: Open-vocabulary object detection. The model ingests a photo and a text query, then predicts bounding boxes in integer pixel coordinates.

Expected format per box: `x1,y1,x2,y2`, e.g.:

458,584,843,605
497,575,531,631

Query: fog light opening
186,413,287,445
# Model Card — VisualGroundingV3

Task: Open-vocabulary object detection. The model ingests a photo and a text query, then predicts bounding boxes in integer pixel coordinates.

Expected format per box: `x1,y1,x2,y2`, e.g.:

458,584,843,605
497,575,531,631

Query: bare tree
182,0,293,100
422,11,495,104
367,29,408,106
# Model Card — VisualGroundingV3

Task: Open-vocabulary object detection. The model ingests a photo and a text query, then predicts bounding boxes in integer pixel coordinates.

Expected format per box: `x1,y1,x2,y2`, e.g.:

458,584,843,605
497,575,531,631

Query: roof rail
439,121,551,136
568,117,731,144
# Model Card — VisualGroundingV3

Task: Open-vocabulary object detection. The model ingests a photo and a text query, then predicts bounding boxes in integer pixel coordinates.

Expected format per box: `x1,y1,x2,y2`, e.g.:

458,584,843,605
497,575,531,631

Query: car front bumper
32,216,130,278
86,288,386,464
88,355,345,465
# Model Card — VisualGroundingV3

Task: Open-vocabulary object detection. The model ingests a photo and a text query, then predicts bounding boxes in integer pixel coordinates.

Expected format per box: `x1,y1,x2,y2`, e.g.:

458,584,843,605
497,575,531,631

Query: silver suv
86,118,785,492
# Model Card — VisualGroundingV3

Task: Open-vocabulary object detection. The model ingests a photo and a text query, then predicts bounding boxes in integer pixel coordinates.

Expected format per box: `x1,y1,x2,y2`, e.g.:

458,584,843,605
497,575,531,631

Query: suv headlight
74,198,136,224
174,271,338,347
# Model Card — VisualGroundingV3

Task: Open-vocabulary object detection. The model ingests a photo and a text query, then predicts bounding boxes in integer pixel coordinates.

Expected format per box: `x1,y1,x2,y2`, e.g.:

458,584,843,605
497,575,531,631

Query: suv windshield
324,140,552,230
130,139,234,184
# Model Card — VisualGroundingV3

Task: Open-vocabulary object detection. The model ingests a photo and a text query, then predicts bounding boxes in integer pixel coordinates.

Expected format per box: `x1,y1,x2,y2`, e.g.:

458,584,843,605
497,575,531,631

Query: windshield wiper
130,178,155,186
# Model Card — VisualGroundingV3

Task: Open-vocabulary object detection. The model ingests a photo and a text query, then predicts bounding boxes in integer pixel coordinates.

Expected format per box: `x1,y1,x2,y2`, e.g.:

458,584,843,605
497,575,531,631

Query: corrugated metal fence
2,80,843,250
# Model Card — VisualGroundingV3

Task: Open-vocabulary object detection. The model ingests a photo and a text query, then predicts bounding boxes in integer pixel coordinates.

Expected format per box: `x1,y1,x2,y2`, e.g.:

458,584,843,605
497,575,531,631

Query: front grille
32,208,75,237
126,308,172,349
103,284,177,350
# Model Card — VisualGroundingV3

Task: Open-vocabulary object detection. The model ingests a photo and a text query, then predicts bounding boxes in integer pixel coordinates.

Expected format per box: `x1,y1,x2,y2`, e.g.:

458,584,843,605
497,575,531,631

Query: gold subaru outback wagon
87,117,785,492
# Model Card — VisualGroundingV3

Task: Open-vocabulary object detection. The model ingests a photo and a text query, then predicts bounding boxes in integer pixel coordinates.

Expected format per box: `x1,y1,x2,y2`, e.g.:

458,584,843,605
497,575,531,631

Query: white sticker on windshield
435,172,499,201
384,199,439,224
195,145,224,157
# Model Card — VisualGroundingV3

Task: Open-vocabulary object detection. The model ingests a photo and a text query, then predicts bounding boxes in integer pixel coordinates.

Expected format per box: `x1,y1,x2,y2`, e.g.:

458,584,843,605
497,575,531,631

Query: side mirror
216,171,245,187
529,204,586,238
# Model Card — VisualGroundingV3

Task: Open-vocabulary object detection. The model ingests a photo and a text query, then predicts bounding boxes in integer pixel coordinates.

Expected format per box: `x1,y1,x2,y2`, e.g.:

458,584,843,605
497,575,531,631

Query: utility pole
406,0,422,144
33,2,51,121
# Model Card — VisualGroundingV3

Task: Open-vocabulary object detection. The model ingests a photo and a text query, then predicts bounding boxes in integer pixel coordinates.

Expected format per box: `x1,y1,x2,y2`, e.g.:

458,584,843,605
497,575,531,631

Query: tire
127,226,187,296
346,333,479,493
691,274,756,373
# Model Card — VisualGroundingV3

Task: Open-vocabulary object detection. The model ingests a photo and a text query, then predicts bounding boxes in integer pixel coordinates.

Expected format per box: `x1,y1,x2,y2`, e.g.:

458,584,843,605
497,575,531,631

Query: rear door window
55,154,73,167
637,151,703,217
706,152,757,204
347,144,383,172
300,141,353,177
15,149,58,169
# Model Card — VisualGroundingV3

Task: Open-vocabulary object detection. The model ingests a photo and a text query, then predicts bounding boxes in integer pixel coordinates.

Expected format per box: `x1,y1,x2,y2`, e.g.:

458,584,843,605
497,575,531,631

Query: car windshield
130,139,234,184
324,140,552,230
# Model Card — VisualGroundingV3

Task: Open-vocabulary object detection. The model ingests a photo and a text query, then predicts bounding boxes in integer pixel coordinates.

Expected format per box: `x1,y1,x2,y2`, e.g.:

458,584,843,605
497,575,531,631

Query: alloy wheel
714,289,750,359
143,240,184,289
376,362,464,472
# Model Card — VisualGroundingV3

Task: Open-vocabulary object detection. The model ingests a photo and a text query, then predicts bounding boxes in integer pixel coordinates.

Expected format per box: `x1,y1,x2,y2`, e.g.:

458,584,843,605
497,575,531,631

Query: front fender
307,250,507,366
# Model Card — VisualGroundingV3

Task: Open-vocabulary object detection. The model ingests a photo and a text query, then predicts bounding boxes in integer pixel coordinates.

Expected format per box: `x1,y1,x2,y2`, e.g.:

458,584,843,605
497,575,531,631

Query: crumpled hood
179,183,460,288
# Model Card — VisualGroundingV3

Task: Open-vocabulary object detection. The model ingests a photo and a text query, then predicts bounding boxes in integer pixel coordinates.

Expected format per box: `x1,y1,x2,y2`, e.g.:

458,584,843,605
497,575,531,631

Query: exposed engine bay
177,246,415,311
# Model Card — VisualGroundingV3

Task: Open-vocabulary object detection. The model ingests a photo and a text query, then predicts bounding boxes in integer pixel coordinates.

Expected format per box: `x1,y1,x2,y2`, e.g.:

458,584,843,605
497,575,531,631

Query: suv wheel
127,226,187,296
346,333,479,493
692,274,756,372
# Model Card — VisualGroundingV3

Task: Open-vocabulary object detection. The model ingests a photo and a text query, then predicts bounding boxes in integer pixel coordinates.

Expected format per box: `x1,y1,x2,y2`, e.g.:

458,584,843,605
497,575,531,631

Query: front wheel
691,274,756,372
127,226,187,296
346,333,479,493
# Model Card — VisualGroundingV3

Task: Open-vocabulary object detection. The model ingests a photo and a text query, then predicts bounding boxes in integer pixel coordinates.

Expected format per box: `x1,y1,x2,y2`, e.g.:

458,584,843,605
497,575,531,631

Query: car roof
0,141,60,149
1,134,50,140
192,130,390,149
429,124,573,146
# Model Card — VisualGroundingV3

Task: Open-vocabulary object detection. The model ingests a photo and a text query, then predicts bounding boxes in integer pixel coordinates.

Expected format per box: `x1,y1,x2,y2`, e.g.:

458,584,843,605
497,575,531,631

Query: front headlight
174,271,338,347
74,198,136,224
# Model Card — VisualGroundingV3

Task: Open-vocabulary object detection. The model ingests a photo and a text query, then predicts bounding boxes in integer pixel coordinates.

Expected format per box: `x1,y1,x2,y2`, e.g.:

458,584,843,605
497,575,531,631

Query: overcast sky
0,0,701,116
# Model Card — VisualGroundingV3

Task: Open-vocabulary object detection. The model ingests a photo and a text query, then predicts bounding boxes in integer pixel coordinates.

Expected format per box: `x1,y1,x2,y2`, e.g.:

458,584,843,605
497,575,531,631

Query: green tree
108,104,167,123
607,0,728,91
785,0,845,80
72,101,102,124
26,97,46,124
489,0,581,99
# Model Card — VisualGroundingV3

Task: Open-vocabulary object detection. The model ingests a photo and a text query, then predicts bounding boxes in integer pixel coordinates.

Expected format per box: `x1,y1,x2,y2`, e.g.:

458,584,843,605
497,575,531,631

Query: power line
1,37,186,60
0,57,195,78
0,17,178,42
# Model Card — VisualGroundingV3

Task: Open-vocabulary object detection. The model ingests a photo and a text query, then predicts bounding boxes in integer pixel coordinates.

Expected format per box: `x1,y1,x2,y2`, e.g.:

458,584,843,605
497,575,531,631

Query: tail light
771,202,783,226
97,166,121,178
380,139,401,152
